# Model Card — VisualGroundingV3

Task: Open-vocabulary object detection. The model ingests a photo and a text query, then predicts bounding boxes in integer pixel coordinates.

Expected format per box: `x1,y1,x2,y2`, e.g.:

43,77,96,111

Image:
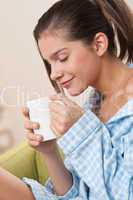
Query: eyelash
59,57,68,63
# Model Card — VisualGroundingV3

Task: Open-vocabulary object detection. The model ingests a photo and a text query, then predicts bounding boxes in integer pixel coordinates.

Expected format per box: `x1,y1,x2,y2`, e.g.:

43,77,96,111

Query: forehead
38,31,69,57
38,30,89,60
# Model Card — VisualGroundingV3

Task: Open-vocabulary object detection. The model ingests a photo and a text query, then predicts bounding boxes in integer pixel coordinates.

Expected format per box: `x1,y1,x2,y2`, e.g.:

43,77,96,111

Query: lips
61,78,73,88
62,79,72,84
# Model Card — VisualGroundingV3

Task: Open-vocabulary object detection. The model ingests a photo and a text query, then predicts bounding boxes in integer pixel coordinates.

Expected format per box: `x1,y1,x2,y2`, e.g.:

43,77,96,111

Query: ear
92,32,109,56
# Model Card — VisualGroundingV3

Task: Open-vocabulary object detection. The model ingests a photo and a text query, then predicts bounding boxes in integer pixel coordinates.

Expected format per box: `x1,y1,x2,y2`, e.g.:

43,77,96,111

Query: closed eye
59,57,68,62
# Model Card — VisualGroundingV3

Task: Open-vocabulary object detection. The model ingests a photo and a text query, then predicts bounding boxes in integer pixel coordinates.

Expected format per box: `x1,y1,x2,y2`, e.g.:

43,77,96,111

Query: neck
94,55,132,99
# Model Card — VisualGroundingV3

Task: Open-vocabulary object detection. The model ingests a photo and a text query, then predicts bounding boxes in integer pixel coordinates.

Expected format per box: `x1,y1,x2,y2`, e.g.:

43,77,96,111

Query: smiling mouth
61,78,73,88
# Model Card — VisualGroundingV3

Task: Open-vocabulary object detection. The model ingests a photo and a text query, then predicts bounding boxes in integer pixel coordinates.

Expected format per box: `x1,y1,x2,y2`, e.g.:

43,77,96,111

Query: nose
50,64,64,81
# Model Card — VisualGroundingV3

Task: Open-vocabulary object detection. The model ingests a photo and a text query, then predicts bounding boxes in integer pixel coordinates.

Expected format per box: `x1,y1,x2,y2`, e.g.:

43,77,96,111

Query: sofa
0,140,64,185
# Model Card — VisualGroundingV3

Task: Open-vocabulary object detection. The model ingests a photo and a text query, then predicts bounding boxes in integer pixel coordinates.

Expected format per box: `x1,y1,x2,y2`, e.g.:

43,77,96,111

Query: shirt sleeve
22,157,90,200
22,97,133,200
57,109,113,199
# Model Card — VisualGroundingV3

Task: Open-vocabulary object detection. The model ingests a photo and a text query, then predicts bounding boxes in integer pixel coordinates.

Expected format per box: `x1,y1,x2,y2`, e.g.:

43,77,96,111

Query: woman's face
38,31,101,96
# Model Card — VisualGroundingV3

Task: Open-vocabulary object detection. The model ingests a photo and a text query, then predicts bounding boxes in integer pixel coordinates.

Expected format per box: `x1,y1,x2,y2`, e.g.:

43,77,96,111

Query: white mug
27,97,64,141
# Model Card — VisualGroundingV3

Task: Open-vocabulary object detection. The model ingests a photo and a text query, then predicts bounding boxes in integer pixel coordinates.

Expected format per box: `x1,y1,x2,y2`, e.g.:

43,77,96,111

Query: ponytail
95,0,133,63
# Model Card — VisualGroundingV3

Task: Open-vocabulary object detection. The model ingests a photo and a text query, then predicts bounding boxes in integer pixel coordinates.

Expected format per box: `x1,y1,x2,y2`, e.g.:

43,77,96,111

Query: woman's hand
49,93,85,137
22,107,57,155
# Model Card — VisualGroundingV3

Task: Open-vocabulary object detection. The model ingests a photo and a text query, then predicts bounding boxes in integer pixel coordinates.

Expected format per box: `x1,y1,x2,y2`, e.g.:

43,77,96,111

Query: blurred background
0,0,133,154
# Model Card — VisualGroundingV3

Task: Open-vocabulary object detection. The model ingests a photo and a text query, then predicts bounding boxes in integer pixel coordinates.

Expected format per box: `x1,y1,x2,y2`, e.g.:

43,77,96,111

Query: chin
67,87,86,96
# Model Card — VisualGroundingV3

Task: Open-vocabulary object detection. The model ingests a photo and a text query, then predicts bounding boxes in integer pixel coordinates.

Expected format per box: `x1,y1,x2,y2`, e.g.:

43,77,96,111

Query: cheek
78,56,100,84
68,50,100,84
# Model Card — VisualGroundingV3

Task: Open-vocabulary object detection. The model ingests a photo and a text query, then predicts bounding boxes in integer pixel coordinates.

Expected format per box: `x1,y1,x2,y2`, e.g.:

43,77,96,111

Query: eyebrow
50,48,67,59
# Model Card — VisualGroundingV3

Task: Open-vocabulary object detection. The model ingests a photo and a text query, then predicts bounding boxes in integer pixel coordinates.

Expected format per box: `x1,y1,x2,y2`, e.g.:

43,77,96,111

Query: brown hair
33,0,133,93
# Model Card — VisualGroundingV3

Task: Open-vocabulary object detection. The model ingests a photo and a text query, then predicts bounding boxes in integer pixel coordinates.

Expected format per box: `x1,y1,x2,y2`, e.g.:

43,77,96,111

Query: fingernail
37,136,41,140
33,123,39,129
37,135,43,140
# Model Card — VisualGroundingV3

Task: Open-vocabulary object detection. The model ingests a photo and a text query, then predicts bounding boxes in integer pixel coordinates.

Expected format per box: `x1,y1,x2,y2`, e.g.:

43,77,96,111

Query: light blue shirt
22,89,133,200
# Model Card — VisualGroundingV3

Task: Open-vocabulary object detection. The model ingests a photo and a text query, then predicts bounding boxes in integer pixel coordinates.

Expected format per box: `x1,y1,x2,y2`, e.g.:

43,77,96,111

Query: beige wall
0,0,133,153
0,0,57,153
128,0,133,7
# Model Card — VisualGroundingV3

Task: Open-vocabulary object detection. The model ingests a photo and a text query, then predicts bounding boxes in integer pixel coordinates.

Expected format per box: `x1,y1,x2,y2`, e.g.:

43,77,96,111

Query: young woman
0,0,133,199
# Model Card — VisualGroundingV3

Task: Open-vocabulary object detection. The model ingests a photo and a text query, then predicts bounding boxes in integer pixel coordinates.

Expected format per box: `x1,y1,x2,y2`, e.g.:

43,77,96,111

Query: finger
22,107,30,119
49,94,62,100
50,94,73,107
24,120,40,130
26,131,35,140
26,131,43,142
28,140,41,147
50,112,62,124
50,108,69,122
24,129,33,135
50,104,69,119
49,93,65,102
60,96,76,106
49,101,65,113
